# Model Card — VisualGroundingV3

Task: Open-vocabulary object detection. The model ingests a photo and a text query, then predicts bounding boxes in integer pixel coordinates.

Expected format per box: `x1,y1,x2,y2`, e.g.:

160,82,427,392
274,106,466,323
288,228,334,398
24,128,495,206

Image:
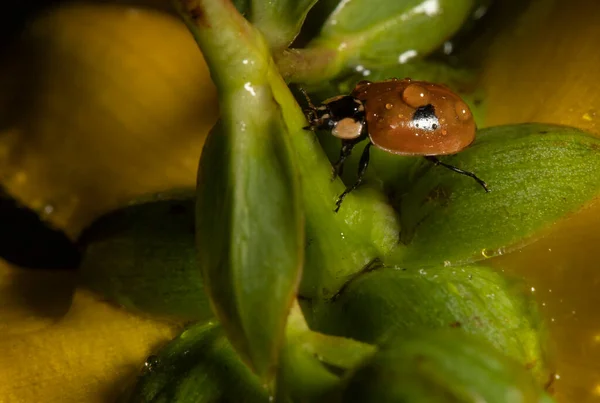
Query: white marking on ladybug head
332,118,363,140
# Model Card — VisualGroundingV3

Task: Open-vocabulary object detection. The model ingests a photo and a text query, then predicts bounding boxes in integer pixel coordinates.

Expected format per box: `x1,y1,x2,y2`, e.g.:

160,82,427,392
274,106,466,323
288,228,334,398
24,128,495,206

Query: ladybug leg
334,142,372,212
425,156,490,192
331,140,356,180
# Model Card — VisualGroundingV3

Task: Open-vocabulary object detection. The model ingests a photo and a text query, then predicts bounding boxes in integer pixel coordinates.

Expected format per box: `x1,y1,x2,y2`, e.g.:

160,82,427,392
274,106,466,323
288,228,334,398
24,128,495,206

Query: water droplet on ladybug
402,84,430,108
385,103,393,110
455,100,472,121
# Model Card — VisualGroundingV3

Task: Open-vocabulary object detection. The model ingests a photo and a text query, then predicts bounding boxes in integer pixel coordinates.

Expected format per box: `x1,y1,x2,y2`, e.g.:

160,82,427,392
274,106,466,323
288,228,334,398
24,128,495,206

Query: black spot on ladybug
412,104,439,131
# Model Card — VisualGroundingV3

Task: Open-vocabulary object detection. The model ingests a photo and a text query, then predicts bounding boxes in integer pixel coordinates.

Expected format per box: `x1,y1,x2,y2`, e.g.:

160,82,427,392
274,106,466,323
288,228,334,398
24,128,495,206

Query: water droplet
443,41,453,55
531,287,536,292
418,269,427,275
443,260,451,267
43,204,54,215
144,355,160,373
340,232,345,239
385,103,393,110
551,318,555,322
481,249,492,258
455,100,472,121
402,84,429,107
473,5,488,19
355,65,364,72
242,59,249,65
555,374,561,380
398,49,418,64
244,82,257,96
413,0,440,16
362,69,371,77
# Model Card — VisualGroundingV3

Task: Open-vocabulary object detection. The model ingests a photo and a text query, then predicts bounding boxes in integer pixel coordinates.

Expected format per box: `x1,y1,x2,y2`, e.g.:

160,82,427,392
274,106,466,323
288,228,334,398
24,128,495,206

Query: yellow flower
0,3,216,401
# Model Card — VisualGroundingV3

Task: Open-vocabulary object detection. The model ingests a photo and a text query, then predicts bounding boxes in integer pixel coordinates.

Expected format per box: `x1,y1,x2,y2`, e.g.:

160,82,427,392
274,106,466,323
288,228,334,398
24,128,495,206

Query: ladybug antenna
298,87,317,111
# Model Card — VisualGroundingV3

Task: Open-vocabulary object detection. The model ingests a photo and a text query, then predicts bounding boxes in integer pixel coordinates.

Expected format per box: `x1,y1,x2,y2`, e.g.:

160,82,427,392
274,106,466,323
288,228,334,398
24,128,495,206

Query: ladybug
301,78,489,212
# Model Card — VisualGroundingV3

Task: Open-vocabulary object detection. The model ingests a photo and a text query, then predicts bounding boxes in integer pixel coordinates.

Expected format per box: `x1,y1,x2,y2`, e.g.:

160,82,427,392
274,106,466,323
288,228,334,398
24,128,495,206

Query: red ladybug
302,78,489,212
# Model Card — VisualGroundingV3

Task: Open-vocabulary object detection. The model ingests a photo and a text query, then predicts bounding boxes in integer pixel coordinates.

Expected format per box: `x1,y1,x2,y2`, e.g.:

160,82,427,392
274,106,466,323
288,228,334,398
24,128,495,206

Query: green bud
331,330,555,403
307,264,552,385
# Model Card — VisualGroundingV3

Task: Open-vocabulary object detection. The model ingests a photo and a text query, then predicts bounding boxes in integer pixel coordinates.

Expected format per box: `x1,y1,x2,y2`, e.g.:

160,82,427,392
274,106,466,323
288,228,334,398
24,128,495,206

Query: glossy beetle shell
351,78,476,155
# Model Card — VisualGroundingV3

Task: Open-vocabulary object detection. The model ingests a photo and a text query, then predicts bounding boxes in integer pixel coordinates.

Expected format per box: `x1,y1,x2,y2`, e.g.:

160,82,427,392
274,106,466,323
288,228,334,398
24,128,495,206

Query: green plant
77,0,600,401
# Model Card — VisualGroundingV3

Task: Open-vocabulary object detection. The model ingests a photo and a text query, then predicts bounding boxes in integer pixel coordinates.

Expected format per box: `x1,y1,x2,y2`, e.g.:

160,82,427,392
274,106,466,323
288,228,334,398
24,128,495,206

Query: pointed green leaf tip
176,0,304,380
387,123,600,268
332,330,555,403
233,0,319,49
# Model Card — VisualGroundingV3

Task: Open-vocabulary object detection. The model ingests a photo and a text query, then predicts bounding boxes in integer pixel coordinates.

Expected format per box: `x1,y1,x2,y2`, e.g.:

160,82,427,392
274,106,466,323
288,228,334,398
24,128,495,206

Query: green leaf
78,190,212,321
178,0,304,379
124,322,269,403
196,87,303,378
387,123,600,267
332,330,555,403
308,0,475,69
307,264,552,385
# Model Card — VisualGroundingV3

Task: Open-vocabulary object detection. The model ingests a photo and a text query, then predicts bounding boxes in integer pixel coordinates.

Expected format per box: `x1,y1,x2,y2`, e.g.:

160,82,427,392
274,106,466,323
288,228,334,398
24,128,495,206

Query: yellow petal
0,259,182,403
482,0,600,135
0,3,217,239
482,3,600,400
0,3,213,401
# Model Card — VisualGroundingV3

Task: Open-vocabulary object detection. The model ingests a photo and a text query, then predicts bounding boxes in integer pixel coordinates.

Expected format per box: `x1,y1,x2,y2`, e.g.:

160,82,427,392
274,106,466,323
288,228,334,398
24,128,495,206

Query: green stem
173,0,400,300
286,302,376,370
278,302,376,401
275,47,344,84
